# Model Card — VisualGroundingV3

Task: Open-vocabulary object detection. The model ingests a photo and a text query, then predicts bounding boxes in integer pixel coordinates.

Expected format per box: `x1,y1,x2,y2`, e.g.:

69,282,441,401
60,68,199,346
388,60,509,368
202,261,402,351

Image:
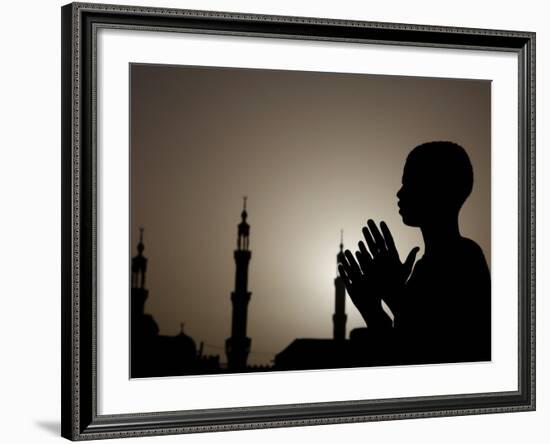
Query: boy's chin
400,213,421,227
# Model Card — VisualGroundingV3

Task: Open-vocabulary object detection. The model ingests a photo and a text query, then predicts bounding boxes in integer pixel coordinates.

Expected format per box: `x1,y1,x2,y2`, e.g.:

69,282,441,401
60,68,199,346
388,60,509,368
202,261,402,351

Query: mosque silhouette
131,199,394,378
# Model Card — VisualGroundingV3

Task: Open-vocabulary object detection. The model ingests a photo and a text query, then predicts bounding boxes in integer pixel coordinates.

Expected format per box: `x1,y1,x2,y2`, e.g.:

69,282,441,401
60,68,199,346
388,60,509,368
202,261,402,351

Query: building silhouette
130,200,391,378
225,197,253,371
130,229,220,378
333,230,347,342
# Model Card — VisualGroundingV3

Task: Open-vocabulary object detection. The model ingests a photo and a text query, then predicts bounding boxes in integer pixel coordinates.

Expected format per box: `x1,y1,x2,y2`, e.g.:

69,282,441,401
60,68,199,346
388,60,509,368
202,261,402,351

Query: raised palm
338,220,419,328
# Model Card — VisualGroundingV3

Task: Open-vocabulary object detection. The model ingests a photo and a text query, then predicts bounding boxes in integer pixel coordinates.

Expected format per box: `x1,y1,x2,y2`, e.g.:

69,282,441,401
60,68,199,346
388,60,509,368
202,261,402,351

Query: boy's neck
420,215,461,257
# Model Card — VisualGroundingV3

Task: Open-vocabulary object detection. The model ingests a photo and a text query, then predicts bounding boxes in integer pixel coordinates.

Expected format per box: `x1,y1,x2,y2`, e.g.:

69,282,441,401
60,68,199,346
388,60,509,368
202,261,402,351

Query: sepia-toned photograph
129,63,491,378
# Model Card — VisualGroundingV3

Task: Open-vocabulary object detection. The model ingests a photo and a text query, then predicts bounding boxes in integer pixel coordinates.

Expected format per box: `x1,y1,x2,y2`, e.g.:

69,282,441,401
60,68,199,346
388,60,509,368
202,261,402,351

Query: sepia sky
130,63,491,366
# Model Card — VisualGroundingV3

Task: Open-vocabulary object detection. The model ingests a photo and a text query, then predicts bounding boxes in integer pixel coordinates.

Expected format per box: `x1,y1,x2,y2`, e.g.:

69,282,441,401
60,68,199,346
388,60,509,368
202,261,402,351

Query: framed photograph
61,2,535,440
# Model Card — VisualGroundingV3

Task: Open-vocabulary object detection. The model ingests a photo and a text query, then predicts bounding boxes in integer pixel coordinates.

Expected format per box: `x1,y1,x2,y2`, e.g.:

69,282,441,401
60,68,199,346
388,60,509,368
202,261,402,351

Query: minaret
333,230,347,341
132,228,147,290
130,227,152,379
225,197,252,371
131,228,148,315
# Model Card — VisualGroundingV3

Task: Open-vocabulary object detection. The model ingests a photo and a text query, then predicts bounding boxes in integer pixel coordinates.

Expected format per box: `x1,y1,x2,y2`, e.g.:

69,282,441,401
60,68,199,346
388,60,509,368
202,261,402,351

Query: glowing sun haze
130,63,491,366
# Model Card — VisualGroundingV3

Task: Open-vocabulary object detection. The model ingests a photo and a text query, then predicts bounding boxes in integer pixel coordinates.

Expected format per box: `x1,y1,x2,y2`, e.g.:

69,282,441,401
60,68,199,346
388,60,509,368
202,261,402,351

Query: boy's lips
398,201,406,215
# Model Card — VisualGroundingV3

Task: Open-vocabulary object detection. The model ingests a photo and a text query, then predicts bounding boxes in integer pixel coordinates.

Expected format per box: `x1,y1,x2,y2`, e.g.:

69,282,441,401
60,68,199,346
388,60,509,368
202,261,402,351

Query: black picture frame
61,2,536,440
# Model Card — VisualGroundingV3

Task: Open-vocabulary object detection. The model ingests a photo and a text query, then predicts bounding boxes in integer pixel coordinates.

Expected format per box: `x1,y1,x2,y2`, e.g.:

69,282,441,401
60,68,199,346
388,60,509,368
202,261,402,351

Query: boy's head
397,141,474,227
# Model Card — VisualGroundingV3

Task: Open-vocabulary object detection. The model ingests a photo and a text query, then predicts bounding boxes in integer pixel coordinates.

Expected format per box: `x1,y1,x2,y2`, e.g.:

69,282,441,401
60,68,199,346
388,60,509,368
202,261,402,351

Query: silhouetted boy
339,141,491,365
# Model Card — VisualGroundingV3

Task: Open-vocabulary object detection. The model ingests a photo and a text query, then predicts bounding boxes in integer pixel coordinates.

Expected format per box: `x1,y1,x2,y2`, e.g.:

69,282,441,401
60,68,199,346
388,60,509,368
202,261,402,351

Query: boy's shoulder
458,237,490,270
459,237,484,254
414,237,488,269
460,237,481,252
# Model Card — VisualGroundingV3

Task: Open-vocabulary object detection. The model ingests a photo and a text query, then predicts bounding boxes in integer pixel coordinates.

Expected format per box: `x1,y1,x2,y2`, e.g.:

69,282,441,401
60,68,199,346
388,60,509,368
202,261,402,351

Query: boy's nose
397,187,403,199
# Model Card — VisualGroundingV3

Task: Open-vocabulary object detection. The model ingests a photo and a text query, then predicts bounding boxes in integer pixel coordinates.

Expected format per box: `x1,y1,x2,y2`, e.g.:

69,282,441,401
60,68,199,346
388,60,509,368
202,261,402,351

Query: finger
339,253,354,280
355,251,365,274
340,264,363,307
358,241,372,261
344,249,361,277
339,250,354,278
362,225,379,257
403,247,420,276
380,221,398,257
338,264,351,289
357,242,373,272
367,219,387,254
338,265,355,297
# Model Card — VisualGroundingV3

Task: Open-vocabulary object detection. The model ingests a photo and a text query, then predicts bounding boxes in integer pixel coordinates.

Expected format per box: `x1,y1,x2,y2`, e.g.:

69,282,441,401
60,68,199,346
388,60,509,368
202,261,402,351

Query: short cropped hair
405,141,474,207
